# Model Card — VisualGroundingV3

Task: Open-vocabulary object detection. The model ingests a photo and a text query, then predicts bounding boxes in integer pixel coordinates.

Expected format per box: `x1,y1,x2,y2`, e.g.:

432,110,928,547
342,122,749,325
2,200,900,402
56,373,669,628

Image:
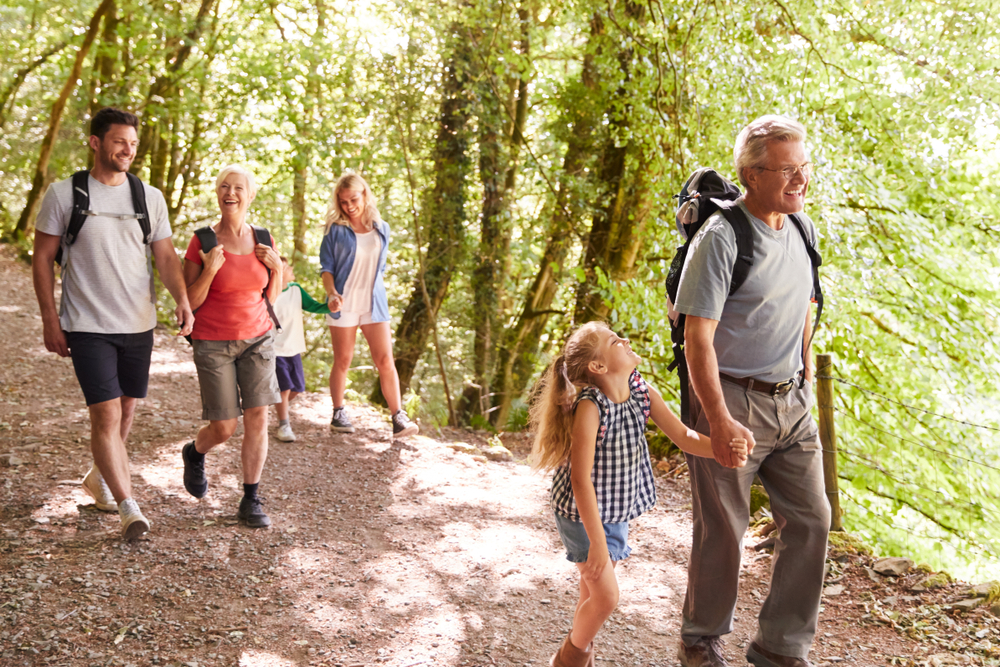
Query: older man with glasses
674,115,829,667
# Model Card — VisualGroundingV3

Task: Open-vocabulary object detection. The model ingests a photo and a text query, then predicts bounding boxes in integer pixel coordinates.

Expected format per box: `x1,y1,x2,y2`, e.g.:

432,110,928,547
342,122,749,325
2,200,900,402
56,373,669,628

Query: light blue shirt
318,220,391,322
675,200,818,382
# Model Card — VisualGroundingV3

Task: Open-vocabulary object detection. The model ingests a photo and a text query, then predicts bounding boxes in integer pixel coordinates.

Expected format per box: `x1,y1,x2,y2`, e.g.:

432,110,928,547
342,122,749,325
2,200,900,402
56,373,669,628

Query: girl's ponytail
530,322,610,471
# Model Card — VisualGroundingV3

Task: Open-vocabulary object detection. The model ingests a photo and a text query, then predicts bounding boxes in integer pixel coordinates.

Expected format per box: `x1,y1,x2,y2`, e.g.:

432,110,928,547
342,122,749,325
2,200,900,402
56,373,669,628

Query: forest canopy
3,0,1000,579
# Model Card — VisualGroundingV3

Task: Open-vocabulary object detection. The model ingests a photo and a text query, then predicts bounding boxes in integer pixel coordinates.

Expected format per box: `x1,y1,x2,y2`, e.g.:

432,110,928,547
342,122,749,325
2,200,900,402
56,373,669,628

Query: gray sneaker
330,406,356,433
392,410,419,438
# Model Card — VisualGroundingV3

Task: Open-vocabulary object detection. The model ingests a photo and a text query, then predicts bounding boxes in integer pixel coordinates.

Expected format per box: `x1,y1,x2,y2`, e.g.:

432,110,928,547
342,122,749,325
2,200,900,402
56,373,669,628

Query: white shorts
326,311,374,328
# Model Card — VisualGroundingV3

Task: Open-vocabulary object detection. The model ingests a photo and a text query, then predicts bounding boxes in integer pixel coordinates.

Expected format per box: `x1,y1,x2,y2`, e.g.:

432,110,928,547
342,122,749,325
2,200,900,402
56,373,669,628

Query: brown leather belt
720,372,797,396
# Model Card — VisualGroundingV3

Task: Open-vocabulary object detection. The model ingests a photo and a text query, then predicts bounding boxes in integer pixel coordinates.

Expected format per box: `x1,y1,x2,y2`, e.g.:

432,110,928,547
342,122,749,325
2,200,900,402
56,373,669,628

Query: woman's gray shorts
191,332,280,421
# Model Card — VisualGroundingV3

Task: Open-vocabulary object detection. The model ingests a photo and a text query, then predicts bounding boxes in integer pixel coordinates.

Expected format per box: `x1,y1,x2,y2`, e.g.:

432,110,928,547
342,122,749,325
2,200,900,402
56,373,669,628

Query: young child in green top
273,256,329,442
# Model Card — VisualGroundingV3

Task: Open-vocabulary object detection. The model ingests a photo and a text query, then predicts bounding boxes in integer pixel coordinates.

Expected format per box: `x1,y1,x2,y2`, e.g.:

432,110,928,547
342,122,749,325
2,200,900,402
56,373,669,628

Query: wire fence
816,367,1000,563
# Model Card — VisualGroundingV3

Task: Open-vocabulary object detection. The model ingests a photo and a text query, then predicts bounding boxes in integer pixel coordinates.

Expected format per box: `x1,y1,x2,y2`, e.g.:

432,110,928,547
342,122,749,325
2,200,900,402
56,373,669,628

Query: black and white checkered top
550,369,656,524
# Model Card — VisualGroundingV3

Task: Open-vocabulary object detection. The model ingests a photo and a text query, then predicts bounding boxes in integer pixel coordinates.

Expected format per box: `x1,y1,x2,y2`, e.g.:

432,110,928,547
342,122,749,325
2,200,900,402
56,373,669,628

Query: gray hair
733,115,807,187
215,164,258,198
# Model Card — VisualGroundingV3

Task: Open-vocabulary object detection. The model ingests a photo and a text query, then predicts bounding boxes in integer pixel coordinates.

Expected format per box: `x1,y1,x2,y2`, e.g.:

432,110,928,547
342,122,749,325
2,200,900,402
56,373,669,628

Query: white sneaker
118,498,150,540
81,465,118,512
276,423,296,442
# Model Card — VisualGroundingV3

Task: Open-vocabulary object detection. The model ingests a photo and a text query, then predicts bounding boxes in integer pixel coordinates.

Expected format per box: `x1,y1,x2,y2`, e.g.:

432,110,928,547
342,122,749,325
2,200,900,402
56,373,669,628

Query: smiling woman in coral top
181,164,282,529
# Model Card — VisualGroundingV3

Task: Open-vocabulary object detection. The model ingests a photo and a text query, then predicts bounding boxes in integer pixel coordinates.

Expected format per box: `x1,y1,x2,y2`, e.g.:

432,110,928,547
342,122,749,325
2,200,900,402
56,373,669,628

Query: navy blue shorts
66,330,155,406
554,513,632,563
275,354,305,393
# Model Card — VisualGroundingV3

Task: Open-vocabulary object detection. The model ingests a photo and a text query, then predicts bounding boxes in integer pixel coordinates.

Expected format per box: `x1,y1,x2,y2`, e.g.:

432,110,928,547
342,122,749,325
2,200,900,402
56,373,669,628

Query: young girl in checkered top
531,321,747,667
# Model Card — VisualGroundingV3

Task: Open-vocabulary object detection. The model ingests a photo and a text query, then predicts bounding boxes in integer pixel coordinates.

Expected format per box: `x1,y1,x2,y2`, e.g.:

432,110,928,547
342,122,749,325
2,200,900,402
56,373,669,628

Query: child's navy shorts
275,354,305,393
554,513,632,563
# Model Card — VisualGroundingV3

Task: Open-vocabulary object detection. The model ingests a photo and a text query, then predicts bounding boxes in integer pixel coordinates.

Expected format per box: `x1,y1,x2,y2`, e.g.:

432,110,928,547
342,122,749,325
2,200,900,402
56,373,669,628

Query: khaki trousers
681,378,830,658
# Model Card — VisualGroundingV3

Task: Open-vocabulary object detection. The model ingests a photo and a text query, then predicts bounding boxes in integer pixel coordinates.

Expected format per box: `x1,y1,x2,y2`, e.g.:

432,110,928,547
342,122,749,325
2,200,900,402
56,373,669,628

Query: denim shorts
554,513,632,563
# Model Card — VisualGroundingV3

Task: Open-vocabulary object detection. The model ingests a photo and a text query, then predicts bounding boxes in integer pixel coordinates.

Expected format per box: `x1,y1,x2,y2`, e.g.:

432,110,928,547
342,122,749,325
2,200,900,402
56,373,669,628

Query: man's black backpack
664,167,823,426
192,225,282,333
54,170,151,266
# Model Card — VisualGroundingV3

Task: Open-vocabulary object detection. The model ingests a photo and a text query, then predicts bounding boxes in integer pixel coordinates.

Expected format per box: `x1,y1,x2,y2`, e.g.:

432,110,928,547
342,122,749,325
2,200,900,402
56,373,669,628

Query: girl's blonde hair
323,172,381,234
529,321,610,471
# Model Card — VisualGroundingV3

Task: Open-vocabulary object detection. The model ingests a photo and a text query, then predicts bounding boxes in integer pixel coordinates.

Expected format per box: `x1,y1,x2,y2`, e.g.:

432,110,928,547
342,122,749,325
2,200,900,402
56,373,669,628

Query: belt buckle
772,379,794,396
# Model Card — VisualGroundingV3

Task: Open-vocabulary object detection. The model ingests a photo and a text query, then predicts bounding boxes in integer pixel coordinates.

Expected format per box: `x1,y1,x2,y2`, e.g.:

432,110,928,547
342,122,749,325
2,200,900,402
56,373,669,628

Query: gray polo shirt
36,175,172,334
675,199,818,383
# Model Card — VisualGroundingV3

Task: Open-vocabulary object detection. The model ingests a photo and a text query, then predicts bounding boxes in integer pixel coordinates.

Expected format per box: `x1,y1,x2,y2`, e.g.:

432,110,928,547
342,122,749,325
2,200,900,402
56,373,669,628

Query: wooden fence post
817,353,843,531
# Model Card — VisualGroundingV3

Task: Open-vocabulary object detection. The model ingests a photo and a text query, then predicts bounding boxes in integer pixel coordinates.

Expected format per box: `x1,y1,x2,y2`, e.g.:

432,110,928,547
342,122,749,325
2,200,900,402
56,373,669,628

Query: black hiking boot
237,495,271,528
182,442,208,499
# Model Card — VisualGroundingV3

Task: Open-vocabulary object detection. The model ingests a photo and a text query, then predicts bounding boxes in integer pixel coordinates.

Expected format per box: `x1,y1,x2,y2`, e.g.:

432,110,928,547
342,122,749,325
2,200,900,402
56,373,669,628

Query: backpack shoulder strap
55,170,92,266
787,213,822,268
714,201,755,296
65,170,91,246
125,172,151,245
194,226,218,253
251,224,272,247
249,225,283,333
788,213,824,369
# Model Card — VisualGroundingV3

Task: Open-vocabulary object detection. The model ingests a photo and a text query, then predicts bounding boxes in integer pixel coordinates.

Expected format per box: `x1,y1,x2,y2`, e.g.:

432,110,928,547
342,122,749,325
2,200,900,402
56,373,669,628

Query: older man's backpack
664,168,823,425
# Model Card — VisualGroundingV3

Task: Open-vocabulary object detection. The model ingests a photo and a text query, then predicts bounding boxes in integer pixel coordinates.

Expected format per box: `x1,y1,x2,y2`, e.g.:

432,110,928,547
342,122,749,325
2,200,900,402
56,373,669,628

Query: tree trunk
131,0,216,174
290,0,325,268
574,1,653,324
371,32,475,407
86,0,118,123
456,92,506,423
13,0,114,241
167,113,203,221
0,41,69,130
147,111,170,192
490,16,603,428
457,11,531,425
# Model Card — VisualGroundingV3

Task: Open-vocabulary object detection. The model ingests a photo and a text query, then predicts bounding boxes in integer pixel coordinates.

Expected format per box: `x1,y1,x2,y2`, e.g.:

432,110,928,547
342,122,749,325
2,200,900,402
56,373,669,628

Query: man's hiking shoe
330,407,356,433
678,637,729,667
237,496,271,528
182,442,208,498
118,498,150,540
82,465,117,512
276,423,296,442
392,410,419,439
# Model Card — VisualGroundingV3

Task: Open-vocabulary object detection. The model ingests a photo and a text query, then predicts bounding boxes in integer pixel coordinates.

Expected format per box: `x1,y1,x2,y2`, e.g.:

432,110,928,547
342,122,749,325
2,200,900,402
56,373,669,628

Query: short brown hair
90,107,139,140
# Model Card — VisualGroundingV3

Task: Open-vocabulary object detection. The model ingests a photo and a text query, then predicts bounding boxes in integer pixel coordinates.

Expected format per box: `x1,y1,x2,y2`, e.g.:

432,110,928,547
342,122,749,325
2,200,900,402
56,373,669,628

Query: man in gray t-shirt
675,116,830,667
31,107,194,541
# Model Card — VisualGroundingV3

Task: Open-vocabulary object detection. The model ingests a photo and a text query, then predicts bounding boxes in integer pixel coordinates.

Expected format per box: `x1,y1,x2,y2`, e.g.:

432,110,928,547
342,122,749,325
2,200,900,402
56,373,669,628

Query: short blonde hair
733,115,807,187
324,172,381,233
215,164,258,197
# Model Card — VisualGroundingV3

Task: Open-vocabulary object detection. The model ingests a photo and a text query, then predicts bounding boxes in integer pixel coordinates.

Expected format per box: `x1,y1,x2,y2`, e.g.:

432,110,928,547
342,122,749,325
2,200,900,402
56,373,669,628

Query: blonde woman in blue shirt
319,173,418,438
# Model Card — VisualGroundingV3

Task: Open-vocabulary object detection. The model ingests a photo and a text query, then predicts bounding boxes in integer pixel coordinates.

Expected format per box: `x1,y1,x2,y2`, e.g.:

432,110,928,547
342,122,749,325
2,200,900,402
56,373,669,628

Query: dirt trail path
0,245,968,666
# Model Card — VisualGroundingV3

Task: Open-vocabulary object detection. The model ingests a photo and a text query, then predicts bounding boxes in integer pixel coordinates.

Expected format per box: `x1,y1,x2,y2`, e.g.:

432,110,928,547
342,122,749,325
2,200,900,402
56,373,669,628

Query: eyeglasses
754,163,813,179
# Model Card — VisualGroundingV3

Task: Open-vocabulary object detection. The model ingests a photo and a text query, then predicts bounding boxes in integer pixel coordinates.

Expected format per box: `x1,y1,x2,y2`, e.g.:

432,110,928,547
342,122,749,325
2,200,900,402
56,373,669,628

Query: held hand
580,542,611,583
199,245,226,274
729,437,749,468
176,304,195,337
42,318,69,357
710,417,755,468
327,294,343,314
255,243,281,272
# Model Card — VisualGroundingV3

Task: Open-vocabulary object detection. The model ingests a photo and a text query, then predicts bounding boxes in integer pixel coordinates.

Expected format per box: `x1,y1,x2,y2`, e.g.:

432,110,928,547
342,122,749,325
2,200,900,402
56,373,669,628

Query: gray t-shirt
675,199,818,382
36,175,172,334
